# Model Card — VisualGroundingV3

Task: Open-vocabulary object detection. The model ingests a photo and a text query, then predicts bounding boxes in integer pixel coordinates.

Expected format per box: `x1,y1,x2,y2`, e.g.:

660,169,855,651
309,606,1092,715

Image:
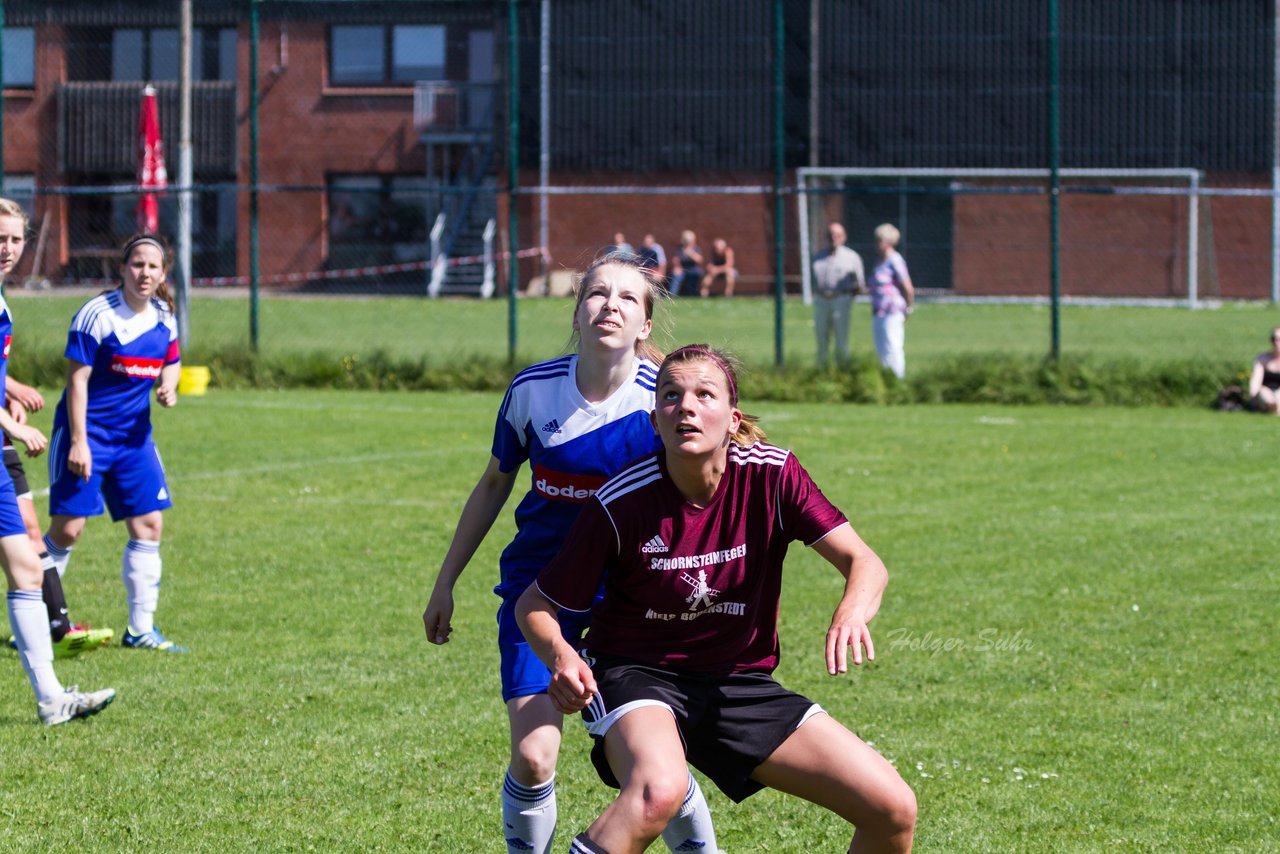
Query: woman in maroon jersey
517,345,916,854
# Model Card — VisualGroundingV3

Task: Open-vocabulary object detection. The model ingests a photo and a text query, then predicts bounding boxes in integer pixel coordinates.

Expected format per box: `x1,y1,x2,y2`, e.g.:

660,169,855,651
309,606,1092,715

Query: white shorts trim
581,697,675,739
797,703,826,728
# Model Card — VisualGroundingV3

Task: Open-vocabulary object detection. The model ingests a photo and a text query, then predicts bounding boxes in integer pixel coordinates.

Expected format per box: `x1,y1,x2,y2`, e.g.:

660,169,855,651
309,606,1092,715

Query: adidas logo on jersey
157,487,168,500
641,534,668,554
541,419,563,434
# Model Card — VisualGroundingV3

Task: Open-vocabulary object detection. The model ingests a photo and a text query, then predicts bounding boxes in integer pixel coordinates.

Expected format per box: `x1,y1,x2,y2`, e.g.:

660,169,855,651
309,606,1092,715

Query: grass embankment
7,292,1272,405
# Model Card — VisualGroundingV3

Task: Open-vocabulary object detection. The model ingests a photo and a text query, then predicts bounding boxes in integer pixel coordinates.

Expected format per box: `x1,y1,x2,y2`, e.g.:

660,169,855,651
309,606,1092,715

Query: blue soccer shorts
496,586,593,703
48,423,172,522
0,466,29,537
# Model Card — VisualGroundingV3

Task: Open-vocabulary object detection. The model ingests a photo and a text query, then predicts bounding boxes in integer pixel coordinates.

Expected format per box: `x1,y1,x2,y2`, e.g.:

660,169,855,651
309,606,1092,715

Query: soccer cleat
53,625,115,659
38,685,116,726
122,626,188,653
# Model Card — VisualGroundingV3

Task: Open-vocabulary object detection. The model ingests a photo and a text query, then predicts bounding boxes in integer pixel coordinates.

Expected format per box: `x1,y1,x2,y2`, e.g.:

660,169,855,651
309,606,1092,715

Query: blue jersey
58,290,180,440
492,354,661,595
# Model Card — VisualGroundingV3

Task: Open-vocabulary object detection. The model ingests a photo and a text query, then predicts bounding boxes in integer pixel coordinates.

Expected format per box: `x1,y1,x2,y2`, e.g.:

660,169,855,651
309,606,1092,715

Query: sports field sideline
0,388,1274,851
7,290,1276,370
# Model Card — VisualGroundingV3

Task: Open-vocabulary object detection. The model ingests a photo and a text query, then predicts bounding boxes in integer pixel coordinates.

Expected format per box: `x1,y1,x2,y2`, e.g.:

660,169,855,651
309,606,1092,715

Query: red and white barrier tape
191,247,546,287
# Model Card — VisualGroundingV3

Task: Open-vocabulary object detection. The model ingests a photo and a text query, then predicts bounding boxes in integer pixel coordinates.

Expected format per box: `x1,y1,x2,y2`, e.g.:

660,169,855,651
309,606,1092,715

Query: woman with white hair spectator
869,223,915,378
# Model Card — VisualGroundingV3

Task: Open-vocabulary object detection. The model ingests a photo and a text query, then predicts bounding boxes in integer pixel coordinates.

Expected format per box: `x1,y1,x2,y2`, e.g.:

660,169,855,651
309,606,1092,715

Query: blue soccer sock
501,769,556,854
660,771,719,852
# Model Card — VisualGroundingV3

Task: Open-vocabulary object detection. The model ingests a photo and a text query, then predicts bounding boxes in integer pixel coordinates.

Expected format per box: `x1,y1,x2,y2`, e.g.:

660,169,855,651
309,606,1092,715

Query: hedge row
11,347,1241,408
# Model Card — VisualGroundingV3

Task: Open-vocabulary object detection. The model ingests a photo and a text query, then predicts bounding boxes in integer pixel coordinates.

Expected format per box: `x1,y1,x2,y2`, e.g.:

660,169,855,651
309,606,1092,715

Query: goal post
796,167,1208,307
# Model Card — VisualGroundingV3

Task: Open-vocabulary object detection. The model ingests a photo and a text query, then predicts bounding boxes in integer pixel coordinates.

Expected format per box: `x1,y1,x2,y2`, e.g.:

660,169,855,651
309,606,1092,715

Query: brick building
1,1,1274,298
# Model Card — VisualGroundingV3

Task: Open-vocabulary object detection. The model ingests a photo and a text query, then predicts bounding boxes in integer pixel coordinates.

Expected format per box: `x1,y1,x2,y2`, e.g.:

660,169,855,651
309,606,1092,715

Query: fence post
507,0,520,363
1048,0,1061,361
249,0,261,352
773,0,786,368
0,7,6,197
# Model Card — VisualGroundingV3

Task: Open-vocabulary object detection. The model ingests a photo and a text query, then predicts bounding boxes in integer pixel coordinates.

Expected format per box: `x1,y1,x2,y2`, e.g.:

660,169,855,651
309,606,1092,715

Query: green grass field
0,388,1275,851
7,289,1277,372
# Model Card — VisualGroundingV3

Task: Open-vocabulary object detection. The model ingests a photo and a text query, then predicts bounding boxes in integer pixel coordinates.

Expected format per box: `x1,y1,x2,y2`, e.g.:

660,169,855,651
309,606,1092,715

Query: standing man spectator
811,223,865,367
700,237,737,298
636,233,666,275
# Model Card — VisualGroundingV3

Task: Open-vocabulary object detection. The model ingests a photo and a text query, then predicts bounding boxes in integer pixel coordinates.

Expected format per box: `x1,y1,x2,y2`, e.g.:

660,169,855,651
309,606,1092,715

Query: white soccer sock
660,771,719,852
501,769,556,854
8,590,63,703
42,535,72,578
122,539,162,635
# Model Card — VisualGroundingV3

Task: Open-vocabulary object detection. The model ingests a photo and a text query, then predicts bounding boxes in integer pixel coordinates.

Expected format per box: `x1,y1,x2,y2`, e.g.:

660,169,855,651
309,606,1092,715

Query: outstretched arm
811,523,889,676
515,584,598,714
422,455,518,645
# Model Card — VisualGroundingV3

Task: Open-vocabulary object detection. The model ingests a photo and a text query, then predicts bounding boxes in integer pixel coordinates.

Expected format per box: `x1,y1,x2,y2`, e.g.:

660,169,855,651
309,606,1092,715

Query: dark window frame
328,23,447,87
326,174,431,269
111,26,235,82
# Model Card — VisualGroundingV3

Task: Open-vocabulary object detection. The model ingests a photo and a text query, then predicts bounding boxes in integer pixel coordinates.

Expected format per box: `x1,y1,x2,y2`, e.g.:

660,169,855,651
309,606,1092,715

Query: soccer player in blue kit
42,234,187,653
0,197,115,724
423,255,721,853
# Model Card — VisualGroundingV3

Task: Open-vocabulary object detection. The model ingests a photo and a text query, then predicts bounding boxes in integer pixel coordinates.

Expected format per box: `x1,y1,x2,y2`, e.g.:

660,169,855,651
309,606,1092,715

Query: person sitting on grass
1248,325,1280,414
517,344,917,853
700,238,737,298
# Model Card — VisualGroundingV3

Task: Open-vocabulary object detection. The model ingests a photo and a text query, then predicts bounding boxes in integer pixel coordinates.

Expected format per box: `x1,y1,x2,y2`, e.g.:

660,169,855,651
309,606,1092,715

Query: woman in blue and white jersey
43,233,186,653
422,255,720,854
0,197,115,724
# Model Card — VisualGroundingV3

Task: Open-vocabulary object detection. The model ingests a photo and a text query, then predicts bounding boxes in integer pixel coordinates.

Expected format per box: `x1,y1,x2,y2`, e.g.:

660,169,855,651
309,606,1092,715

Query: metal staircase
416,81,499,297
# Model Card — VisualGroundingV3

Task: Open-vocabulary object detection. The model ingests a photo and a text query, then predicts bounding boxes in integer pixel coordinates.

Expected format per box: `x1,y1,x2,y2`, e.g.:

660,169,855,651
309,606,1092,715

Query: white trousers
813,294,853,366
872,312,906,378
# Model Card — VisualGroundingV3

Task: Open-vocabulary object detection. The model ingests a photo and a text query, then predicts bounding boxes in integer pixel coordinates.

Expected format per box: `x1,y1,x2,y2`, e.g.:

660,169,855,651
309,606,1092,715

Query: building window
110,28,236,82
2,28,35,88
328,175,429,269
330,25,445,86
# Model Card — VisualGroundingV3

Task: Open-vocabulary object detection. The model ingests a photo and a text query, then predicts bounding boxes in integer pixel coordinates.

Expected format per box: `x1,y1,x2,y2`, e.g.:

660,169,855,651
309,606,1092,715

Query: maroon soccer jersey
534,442,848,674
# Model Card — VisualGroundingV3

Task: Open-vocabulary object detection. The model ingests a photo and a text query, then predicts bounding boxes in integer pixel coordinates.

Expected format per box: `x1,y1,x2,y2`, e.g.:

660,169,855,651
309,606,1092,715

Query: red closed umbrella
137,85,168,234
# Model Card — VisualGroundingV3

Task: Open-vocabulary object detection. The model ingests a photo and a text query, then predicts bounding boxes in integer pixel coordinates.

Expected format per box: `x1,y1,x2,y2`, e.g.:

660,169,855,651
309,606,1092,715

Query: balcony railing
413,81,497,137
57,81,237,176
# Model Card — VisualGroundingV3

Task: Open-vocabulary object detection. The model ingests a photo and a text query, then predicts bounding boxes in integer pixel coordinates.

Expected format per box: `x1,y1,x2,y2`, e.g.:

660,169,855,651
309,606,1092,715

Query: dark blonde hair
658,344,767,447
119,233,176,315
567,252,670,363
0,198,30,231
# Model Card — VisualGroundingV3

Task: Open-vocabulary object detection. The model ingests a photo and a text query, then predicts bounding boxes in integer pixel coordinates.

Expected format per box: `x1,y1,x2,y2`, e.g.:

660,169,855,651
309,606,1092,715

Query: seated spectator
636,233,666,274
1248,326,1280,414
669,230,703,297
610,232,634,257
700,237,737,298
